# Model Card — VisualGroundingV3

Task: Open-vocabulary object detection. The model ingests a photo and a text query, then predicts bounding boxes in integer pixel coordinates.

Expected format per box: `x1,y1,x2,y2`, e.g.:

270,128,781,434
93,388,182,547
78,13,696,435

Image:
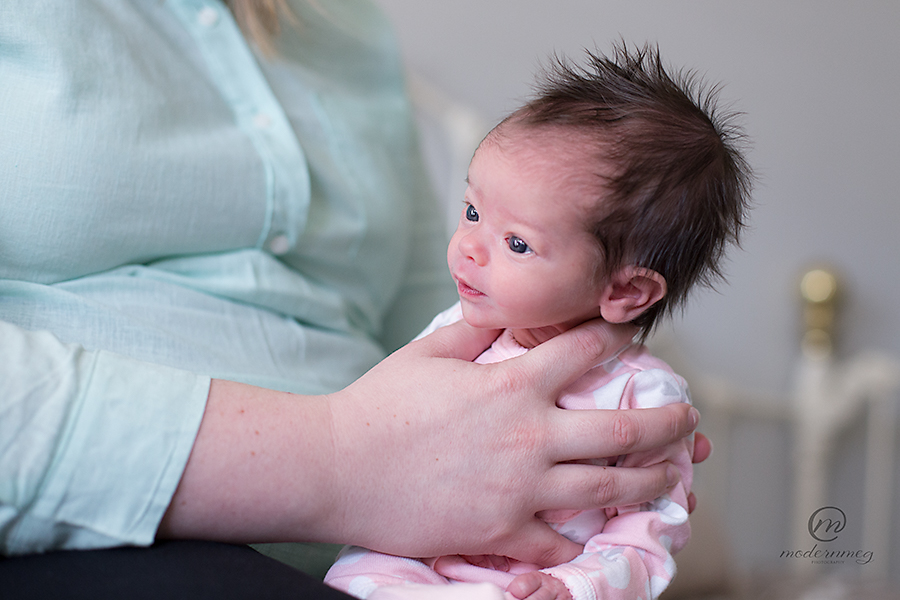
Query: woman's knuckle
612,412,640,452
593,467,620,506
571,327,605,361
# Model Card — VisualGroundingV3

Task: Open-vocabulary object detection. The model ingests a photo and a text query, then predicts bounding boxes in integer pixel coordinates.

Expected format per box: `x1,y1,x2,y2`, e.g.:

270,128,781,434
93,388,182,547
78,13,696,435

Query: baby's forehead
483,124,610,205
488,122,603,167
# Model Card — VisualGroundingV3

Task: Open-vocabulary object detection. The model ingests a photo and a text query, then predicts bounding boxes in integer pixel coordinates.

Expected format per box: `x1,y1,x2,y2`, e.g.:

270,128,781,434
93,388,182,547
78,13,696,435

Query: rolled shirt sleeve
0,320,210,555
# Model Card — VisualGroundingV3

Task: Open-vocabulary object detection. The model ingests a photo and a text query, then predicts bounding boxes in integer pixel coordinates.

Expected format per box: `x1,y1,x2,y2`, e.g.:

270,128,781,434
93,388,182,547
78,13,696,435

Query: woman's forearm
158,319,699,565
157,379,340,544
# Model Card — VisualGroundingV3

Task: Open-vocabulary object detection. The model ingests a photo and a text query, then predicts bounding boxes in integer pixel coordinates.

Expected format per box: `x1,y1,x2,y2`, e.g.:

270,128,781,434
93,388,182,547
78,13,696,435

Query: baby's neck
510,324,576,349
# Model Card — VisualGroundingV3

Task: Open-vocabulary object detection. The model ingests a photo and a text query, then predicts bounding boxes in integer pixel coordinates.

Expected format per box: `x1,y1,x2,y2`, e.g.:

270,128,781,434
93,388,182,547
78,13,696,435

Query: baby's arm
513,365,693,600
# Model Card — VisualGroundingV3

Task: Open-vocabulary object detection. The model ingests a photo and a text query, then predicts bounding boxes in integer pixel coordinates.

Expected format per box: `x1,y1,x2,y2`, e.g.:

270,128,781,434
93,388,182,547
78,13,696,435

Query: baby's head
448,43,752,345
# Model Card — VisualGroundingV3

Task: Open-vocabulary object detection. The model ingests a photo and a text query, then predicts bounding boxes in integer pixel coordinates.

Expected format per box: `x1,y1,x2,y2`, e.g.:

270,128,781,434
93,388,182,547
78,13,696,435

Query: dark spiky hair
498,42,753,337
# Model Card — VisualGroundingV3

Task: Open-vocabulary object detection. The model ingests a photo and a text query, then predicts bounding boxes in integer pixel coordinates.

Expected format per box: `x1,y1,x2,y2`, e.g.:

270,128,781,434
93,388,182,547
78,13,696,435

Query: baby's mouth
455,277,484,297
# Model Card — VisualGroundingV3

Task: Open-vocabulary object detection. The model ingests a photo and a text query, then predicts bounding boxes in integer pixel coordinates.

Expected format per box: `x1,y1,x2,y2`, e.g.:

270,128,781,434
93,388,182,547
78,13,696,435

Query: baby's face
447,132,607,332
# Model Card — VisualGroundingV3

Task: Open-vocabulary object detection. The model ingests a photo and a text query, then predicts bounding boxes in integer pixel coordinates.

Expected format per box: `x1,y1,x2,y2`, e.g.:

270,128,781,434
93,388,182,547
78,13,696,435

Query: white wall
374,0,900,588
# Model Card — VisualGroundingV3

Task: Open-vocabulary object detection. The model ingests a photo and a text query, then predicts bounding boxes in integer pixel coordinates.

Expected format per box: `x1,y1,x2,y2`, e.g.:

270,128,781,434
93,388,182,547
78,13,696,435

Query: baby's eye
507,236,531,254
465,204,479,222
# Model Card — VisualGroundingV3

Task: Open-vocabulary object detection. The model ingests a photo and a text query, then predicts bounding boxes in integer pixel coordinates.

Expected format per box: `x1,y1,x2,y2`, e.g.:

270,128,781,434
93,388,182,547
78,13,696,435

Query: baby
326,43,752,600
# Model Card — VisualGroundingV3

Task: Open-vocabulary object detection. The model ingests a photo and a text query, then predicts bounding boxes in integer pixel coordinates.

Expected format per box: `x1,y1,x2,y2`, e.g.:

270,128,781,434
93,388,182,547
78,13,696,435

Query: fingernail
666,464,679,488
688,407,700,431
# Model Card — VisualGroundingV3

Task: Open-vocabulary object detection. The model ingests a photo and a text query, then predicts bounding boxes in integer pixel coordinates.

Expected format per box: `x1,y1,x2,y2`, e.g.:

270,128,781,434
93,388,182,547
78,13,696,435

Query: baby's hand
506,571,572,600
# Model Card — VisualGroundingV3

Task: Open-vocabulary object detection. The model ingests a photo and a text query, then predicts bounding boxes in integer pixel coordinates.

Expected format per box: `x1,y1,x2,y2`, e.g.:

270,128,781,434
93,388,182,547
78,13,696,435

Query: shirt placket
167,0,310,256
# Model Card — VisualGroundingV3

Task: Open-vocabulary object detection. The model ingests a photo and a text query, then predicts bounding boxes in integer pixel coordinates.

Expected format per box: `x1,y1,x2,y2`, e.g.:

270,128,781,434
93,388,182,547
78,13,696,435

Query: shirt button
252,113,272,130
269,234,290,255
197,6,220,27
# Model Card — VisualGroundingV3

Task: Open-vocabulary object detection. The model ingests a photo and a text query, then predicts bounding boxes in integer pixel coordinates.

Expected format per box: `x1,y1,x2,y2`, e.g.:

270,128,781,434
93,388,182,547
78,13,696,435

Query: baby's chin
458,304,504,331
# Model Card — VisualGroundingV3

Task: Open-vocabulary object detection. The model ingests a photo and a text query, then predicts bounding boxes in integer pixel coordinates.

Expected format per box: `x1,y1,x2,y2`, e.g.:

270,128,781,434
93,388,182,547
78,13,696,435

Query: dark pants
0,540,353,599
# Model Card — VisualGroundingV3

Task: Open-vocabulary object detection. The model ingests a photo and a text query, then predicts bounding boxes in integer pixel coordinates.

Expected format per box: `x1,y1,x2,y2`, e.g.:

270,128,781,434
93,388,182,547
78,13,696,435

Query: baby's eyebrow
464,176,483,200
466,171,484,188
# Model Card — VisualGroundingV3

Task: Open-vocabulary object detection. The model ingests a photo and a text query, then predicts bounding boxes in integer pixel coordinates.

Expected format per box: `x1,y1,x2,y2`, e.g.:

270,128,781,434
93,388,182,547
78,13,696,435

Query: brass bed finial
799,267,840,359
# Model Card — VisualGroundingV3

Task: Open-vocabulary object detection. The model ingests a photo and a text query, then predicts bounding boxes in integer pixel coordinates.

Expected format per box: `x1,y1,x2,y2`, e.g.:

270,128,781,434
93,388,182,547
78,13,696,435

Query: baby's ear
598,267,667,324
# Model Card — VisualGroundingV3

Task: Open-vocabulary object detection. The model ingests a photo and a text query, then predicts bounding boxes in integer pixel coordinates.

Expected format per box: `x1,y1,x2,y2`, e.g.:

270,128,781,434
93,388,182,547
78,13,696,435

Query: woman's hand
159,317,700,568
324,318,699,566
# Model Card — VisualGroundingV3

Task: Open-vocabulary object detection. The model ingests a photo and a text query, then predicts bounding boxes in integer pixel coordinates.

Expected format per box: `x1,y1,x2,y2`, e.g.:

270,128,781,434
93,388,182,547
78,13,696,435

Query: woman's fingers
550,402,699,463
692,431,713,463
495,518,584,568
536,461,679,512
409,319,501,362
509,318,638,398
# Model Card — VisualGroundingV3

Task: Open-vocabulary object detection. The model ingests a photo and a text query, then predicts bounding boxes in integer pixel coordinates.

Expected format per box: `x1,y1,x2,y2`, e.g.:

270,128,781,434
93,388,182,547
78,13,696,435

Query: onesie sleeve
0,320,210,556
542,367,694,600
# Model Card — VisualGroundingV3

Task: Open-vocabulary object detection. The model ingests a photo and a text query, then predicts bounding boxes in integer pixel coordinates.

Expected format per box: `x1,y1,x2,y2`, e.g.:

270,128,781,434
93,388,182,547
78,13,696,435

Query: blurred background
372,1,900,597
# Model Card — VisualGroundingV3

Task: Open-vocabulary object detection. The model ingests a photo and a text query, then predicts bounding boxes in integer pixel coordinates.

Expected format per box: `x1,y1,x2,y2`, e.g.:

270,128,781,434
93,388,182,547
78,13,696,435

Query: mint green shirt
0,0,453,555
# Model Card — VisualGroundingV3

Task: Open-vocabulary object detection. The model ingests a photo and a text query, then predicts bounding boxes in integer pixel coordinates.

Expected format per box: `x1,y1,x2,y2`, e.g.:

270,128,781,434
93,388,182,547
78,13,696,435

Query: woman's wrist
158,379,340,544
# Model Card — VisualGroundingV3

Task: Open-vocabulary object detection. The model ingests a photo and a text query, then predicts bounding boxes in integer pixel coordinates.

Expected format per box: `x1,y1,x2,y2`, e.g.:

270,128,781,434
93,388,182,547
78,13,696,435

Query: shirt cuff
3,342,210,555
